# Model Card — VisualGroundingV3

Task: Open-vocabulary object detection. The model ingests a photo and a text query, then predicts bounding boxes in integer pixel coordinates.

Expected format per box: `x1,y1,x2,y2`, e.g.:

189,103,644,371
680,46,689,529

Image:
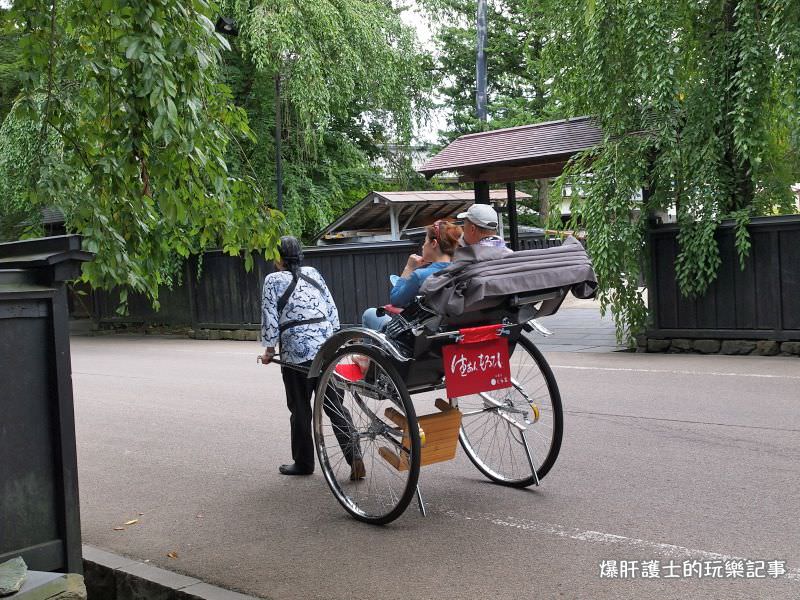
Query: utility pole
474,0,490,206
275,74,283,212
476,0,488,122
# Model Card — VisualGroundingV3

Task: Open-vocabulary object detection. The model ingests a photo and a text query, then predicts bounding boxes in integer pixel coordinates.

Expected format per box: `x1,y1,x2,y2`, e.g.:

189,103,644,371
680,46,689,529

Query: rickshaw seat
418,236,597,320
381,304,404,315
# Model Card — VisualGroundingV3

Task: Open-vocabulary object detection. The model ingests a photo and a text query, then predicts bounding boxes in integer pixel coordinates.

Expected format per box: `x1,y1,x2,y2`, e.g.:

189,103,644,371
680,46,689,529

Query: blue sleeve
389,271,423,307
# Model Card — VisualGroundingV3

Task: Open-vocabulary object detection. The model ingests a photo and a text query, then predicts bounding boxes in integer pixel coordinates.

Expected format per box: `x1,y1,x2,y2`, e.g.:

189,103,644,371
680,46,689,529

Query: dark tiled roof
418,117,602,178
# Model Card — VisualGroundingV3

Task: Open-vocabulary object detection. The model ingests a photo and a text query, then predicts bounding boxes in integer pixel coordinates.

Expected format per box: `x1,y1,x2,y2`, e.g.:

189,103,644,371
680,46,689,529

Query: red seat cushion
382,304,404,315
334,363,365,381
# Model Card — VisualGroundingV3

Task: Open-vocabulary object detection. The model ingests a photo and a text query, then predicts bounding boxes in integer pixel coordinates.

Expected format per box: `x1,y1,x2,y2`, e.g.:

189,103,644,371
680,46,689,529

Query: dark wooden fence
518,236,563,251
89,231,565,329
92,241,418,328
195,241,418,327
648,215,800,340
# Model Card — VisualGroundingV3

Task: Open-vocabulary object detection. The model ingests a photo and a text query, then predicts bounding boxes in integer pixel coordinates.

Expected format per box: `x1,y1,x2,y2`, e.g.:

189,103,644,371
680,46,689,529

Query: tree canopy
421,0,550,143
417,0,557,224
537,0,800,340
0,0,432,305
2,0,798,333
0,8,22,123
219,0,433,237
4,0,286,305
0,7,30,242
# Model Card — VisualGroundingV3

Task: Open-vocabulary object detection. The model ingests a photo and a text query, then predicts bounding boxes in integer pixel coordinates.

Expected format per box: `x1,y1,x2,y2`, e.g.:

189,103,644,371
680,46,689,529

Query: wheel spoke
458,334,563,487
313,347,420,524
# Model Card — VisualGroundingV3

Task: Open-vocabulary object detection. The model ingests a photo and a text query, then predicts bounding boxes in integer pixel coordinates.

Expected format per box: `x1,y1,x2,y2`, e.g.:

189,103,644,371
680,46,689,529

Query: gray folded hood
419,236,597,317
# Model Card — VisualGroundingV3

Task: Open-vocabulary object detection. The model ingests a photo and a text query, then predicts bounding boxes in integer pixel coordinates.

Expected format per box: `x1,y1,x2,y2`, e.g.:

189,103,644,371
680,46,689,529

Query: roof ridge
457,116,594,141
373,190,530,198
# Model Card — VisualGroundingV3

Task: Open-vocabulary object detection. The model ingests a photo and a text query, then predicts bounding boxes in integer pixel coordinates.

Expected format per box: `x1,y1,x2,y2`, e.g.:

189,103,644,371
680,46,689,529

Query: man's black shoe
279,463,313,476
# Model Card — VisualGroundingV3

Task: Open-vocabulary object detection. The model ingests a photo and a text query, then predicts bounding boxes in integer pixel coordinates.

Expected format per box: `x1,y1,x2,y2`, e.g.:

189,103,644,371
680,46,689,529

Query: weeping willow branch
538,0,800,343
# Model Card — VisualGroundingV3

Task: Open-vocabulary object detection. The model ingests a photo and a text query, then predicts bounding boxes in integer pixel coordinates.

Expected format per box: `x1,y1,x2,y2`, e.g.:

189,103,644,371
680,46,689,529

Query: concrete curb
82,545,263,600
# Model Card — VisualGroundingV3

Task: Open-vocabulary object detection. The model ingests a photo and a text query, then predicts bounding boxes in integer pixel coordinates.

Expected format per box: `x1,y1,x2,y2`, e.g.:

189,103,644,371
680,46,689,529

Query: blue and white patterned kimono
260,267,340,364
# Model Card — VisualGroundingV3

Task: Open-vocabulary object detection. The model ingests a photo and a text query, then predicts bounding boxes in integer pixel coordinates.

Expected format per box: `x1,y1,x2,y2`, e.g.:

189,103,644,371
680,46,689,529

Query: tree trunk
537,178,550,225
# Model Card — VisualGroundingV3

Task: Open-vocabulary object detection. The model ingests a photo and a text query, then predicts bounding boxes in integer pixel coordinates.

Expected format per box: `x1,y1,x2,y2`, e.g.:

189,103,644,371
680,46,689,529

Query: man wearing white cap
457,203,512,252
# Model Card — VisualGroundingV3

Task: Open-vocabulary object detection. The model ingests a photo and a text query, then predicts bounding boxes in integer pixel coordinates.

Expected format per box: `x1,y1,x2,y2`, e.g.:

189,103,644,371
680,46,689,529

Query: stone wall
189,328,259,341
638,337,800,356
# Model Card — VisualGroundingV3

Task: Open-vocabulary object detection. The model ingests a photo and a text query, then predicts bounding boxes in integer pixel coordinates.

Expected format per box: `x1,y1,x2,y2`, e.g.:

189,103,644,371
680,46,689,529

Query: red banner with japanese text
442,337,511,398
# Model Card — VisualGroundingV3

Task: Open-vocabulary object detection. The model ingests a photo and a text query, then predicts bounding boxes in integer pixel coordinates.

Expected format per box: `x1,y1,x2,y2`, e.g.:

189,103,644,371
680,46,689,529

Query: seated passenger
457,204,513,253
362,219,462,331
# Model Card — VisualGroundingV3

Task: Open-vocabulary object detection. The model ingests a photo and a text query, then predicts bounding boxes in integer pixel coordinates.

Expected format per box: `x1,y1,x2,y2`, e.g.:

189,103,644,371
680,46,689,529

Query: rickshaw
305,239,596,524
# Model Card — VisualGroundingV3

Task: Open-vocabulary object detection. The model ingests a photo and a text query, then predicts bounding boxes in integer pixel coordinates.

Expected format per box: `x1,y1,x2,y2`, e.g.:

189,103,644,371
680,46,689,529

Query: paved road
535,295,624,352
70,336,800,599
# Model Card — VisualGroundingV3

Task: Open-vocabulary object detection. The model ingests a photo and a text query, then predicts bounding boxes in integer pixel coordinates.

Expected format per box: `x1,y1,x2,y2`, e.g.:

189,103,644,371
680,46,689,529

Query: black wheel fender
308,327,410,378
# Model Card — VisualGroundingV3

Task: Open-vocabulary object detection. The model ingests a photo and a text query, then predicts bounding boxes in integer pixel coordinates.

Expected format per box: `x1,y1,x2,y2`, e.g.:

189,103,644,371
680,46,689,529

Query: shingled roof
418,116,602,183
313,189,530,243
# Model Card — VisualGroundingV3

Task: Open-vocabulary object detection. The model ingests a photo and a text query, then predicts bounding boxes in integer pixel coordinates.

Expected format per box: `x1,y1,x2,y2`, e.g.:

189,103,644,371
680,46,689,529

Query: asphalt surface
534,297,624,352
70,335,800,600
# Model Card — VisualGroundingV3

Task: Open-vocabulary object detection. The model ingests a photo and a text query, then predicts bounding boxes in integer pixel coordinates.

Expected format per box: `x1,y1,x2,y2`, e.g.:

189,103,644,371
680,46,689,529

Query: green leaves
675,218,722,298
217,0,432,239
538,0,800,343
125,38,144,60
227,0,430,149
9,0,283,307
420,0,549,143
731,208,752,271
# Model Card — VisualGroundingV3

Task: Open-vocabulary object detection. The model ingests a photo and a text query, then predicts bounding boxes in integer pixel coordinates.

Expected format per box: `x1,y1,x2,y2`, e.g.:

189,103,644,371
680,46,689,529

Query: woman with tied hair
260,236,364,479
362,219,463,331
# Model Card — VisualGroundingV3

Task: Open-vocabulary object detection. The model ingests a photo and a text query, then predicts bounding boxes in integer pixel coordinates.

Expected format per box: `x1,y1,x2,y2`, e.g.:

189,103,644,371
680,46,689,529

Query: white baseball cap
457,204,499,229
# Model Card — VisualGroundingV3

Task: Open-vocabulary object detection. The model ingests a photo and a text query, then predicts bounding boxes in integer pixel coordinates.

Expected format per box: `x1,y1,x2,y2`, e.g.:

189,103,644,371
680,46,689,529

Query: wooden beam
384,407,407,429
507,182,519,251
389,204,400,240
474,181,490,204
379,447,409,471
460,159,570,184
400,204,423,234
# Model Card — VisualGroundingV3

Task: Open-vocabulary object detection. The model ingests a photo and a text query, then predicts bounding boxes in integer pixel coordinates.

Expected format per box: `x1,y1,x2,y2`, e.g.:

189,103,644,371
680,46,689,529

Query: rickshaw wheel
313,344,421,525
458,335,563,487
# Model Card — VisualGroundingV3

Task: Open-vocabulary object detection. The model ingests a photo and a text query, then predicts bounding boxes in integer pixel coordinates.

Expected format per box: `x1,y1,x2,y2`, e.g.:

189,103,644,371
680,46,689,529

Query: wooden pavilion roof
418,116,602,183
313,189,530,242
